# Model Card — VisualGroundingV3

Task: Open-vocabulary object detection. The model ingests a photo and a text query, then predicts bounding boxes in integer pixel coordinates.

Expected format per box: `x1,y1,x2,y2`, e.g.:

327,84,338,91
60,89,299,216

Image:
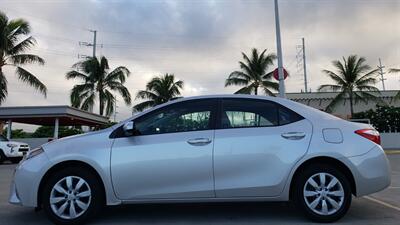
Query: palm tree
133,73,183,111
0,11,46,105
225,48,279,95
66,56,131,116
389,68,400,100
318,55,381,117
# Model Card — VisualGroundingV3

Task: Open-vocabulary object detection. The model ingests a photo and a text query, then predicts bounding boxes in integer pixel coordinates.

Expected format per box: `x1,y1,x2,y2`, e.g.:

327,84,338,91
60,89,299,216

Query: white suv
0,135,30,163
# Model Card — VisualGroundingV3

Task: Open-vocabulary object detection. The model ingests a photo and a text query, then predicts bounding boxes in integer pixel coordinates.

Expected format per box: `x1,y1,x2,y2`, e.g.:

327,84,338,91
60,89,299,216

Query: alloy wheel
49,176,92,220
303,172,344,215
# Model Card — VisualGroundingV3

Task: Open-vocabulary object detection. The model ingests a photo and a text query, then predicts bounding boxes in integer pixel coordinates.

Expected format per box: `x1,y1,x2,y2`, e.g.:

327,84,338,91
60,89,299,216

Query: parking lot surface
0,154,399,225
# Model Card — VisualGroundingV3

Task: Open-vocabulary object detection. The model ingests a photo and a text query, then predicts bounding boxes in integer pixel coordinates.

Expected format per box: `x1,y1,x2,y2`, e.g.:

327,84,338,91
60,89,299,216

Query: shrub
353,105,400,132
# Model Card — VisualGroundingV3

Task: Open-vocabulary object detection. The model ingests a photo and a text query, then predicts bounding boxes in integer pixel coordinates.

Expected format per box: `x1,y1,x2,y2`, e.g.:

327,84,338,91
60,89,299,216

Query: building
287,90,399,118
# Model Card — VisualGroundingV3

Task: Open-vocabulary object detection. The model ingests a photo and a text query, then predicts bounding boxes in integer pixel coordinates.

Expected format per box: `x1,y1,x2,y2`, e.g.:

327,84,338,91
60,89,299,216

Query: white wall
381,133,400,150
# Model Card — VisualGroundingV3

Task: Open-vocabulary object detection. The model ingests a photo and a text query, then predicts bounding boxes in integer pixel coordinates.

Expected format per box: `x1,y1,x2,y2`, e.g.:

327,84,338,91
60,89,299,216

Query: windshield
0,135,8,142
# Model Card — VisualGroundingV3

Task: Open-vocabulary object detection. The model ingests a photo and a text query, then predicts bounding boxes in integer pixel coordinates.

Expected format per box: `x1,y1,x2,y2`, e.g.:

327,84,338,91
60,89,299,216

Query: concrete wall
381,133,400,150
12,138,50,149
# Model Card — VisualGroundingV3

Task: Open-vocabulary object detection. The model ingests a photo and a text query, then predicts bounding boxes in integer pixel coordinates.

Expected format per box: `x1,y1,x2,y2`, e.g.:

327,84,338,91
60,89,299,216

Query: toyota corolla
9,95,390,224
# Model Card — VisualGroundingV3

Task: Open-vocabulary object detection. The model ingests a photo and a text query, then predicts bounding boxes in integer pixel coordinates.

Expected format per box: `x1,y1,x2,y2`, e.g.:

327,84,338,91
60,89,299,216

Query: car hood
2,141,28,146
41,128,113,149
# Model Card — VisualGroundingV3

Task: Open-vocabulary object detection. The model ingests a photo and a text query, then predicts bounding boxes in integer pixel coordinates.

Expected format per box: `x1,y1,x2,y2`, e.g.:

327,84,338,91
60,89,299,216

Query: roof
286,90,399,100
0,105,109,126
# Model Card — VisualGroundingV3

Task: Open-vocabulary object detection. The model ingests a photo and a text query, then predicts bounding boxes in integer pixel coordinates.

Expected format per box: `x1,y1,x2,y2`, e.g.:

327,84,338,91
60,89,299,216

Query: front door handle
187,138,212,146
281,132,306,140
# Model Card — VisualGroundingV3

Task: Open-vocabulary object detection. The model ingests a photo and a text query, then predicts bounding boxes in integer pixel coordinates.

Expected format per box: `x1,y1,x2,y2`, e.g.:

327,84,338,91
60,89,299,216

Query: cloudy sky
1,0,400,124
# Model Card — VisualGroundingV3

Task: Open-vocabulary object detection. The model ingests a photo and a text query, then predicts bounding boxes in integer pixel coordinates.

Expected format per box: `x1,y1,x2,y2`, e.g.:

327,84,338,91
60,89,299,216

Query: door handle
281,132,306,140
187,138,212,146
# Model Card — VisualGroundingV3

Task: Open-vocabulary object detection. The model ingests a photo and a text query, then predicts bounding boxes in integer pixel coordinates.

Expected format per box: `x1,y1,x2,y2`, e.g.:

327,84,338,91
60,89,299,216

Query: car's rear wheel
42,167,104,225
293,164,352,222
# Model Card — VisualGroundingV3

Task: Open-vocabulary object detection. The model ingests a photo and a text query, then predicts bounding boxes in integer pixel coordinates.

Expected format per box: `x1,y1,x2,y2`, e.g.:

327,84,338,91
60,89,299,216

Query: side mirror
122,121,135,136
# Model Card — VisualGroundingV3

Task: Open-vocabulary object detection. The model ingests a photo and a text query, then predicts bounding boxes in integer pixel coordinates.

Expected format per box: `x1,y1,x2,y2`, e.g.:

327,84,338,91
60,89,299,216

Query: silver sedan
9,95,391,224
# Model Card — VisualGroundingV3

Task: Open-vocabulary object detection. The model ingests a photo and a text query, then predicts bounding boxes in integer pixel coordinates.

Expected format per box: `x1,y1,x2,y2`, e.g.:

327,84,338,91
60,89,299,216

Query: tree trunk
99,94,104,116
349,91,354,118
254,85,258,95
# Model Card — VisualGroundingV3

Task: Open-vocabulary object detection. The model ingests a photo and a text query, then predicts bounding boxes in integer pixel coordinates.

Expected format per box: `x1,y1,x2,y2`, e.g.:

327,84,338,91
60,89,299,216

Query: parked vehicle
0,135,29,163
9,95,390,224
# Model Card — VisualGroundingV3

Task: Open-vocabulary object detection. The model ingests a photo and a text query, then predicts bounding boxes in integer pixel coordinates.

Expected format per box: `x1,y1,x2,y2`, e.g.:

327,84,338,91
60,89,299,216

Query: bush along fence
353,105,400,133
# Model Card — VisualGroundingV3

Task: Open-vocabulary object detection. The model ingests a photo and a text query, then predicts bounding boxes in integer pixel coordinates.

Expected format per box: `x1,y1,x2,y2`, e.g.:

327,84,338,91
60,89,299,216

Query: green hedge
353,105,400,132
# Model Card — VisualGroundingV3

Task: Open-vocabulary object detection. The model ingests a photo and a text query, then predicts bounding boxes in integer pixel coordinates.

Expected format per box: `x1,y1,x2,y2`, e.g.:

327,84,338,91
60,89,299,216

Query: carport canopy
0,105,109,139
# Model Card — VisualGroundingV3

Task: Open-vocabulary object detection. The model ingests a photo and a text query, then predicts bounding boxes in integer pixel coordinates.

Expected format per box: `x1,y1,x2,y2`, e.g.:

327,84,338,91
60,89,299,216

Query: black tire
293,164,352,223
41,167,104,225
0,150,6,163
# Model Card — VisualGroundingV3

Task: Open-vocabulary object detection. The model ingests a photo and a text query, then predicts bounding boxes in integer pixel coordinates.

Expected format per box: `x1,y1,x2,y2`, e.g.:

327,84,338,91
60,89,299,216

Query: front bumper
9,180,21,205
8,152,50,207
348,145,391,197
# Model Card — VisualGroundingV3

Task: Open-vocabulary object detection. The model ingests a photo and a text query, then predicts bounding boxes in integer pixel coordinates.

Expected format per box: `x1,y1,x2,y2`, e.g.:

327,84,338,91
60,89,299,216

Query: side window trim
216,98,303,130
110,98,219,138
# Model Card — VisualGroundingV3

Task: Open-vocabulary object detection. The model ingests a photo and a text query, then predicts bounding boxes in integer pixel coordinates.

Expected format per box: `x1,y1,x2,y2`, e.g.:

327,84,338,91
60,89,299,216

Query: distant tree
319,55,381,117
1,129,31,138
225,48,278,95
133,73,183,112
32,126,83,138
66,56,131,116
0,11,46,105
389,68,400,100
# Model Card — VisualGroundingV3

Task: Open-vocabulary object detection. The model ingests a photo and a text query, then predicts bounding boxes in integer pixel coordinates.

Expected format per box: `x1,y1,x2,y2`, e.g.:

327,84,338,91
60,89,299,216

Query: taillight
355,129,381,145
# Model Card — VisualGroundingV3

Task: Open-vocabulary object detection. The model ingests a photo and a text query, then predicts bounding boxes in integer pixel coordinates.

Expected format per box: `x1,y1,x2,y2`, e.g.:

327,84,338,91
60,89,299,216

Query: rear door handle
281,132,306,140
187,138,212,146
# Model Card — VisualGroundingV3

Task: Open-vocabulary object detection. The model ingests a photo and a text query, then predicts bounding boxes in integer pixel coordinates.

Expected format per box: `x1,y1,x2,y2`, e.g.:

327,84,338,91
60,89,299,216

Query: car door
214,98,312,197
111,99,217,200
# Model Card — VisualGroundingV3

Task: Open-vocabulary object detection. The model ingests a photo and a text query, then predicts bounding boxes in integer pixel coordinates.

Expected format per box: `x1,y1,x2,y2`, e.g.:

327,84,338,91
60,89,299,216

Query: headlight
7,143,18,148
25,147,44,160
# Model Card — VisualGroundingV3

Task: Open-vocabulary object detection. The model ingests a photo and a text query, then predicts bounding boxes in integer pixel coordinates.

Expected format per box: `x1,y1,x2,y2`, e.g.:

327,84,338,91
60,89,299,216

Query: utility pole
302,38,308,93
92,30,97,57
79,29,98,58
377,58,386,91
274,0,286,98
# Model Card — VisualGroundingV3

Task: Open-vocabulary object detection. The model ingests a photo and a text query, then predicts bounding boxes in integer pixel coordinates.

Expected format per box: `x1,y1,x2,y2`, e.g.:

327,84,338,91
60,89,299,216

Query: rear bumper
348,145,391,196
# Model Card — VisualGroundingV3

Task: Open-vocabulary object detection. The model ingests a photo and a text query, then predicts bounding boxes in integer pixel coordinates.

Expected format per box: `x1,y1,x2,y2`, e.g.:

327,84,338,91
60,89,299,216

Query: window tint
221,99,279,128
278,105,303,125
134,100,216,135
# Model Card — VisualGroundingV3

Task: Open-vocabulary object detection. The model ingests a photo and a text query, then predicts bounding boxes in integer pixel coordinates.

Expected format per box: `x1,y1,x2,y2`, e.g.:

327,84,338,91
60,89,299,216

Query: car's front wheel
42,167,104,225
293,164,352,222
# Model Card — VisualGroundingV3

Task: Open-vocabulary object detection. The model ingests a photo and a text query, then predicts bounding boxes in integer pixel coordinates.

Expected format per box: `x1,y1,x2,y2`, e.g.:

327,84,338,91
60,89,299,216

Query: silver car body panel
9,94,391,207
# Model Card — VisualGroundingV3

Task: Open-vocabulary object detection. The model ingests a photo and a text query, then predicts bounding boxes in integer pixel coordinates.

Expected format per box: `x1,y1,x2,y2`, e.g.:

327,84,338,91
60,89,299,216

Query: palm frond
65,70,89,81
105,66,130,83
136,90,158,100
7,36,36,55
108,82,131,105
318,84,342,92
322,70,346,86
225,77,249,87
234,85,253,94
8,54,45,65
15,67,47,96
80,92,96,112
261,80,279,91
389,68,400,73
133,100,155,112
